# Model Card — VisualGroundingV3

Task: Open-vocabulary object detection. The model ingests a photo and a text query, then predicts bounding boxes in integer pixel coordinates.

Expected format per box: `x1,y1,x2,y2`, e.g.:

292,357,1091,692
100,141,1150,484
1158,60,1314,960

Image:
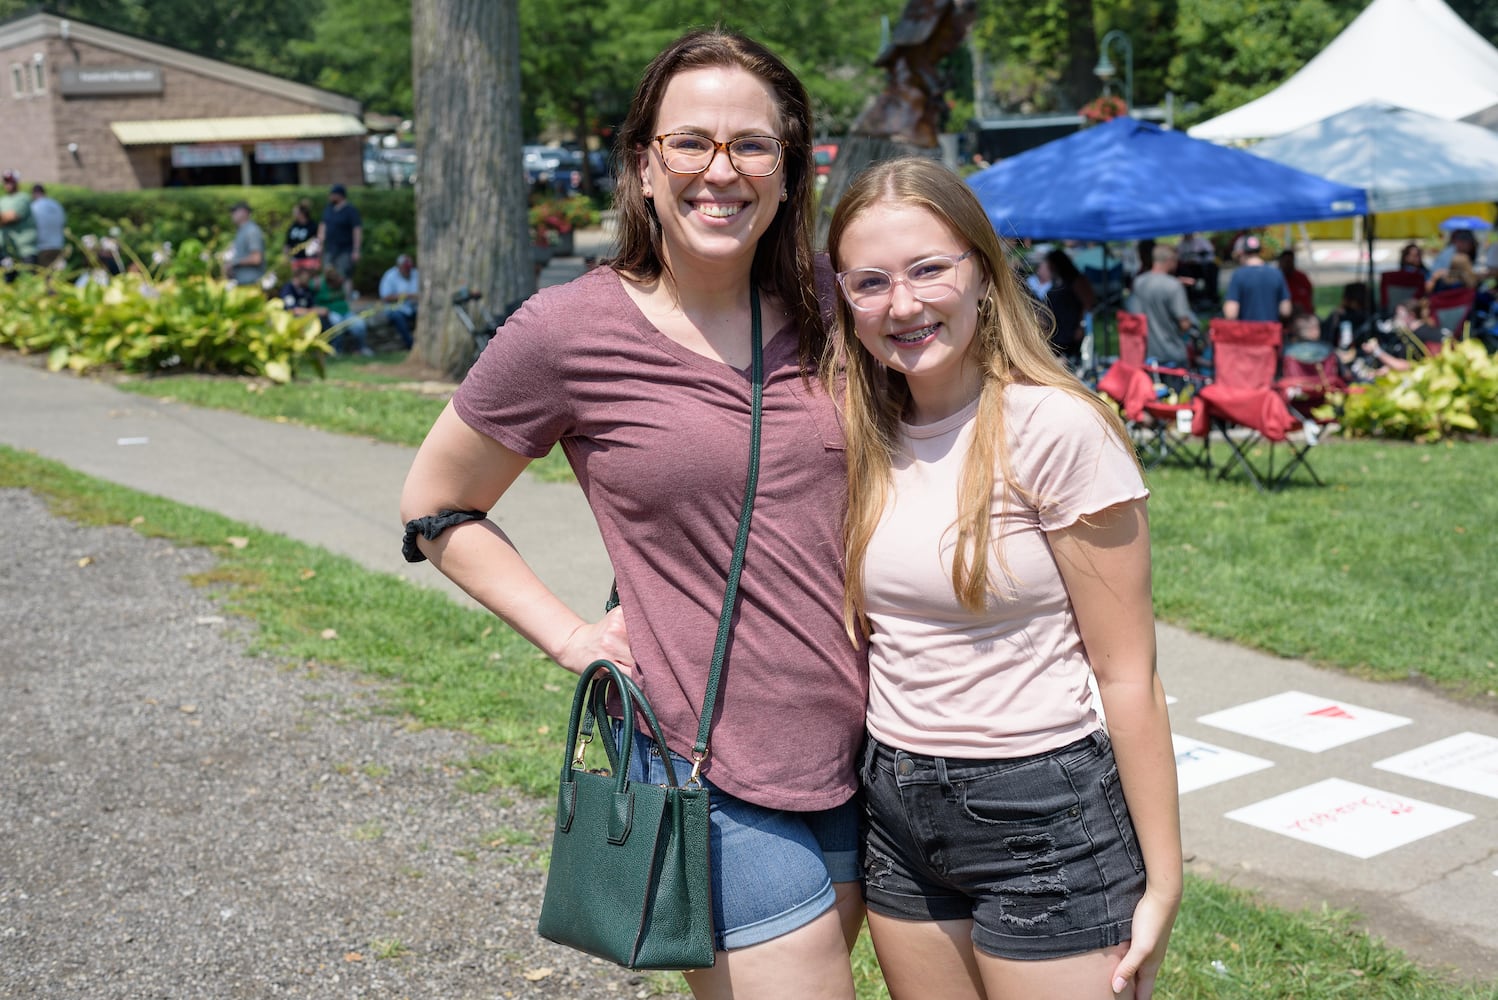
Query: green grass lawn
1148,438,1498,701
5,439,1496,999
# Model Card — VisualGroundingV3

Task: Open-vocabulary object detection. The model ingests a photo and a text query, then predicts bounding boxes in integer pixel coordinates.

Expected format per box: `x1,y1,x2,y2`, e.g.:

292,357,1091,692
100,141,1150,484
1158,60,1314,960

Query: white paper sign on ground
1197,690,1411,752
1173,734,1273,794
1225,778,1473,858
1374,732,1498,800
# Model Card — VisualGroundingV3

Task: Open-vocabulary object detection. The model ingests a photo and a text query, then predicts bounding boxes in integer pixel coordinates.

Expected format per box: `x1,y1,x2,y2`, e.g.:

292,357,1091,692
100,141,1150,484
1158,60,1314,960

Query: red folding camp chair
1277,343,1347,420
1197,319,1321,491
1426,286,1476,339
1103,312,1209,471
1378,270,1426,312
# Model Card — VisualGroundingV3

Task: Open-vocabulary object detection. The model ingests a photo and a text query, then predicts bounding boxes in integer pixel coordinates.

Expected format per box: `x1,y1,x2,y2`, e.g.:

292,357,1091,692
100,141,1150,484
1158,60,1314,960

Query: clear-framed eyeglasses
652,132,785,177
836,249,979,312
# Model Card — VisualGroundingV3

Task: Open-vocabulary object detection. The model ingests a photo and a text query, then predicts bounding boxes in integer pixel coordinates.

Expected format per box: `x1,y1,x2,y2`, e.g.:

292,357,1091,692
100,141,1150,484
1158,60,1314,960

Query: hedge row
45,185,416,294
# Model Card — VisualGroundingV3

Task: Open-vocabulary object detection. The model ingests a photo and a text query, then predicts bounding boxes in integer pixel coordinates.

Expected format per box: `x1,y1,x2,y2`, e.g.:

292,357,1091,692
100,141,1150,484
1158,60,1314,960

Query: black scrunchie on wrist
402,508,489,563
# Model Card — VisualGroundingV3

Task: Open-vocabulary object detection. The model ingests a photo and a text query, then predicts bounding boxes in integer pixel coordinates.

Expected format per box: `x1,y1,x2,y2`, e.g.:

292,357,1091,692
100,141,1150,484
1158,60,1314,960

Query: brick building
0,11,364,191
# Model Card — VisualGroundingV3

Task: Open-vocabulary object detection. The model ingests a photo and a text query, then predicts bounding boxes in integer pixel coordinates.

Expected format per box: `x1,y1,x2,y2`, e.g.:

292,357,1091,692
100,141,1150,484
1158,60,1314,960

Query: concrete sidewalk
3,239,1496,983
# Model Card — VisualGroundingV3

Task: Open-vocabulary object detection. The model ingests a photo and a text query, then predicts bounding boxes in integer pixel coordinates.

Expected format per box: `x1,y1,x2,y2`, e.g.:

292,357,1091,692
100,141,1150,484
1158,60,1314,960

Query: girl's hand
555,605,634,677
1110,887,1180,998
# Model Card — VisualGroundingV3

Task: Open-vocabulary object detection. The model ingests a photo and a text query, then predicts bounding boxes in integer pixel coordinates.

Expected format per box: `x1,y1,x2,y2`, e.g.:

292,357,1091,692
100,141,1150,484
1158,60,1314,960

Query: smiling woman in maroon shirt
401,29,865,1000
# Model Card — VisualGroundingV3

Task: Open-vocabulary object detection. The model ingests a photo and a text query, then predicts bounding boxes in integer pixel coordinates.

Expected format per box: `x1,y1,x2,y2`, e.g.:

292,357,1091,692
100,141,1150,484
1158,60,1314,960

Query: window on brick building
31,55,45,93
10,64,24,97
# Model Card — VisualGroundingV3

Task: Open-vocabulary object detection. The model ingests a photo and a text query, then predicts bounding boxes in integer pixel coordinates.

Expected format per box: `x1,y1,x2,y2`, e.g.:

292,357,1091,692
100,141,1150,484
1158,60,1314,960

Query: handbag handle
567,659,684,791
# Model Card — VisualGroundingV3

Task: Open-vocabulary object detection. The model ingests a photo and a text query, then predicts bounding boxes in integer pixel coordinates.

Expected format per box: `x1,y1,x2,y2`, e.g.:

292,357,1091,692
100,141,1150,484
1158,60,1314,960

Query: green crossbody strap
687,286,763,781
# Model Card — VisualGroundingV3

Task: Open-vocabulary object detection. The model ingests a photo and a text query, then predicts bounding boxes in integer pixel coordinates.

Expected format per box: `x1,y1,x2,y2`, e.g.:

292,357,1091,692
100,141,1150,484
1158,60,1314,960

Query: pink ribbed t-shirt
863,384,1148,759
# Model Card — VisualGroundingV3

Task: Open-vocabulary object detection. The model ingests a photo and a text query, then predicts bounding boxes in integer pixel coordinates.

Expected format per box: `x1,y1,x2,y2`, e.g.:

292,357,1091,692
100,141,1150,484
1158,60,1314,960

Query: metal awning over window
110,113,365,146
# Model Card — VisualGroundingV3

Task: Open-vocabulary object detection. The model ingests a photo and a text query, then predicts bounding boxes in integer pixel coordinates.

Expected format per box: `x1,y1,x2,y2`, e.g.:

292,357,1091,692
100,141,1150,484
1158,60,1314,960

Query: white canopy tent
1247,102,1498,212
1189,0,1498,142
1249,101,1498,311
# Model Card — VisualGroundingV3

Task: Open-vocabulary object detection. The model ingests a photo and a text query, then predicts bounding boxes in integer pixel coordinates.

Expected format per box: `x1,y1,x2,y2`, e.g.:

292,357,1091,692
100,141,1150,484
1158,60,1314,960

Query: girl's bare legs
870,911,1135,1000
867,913,984,1000
978,945,1133,1000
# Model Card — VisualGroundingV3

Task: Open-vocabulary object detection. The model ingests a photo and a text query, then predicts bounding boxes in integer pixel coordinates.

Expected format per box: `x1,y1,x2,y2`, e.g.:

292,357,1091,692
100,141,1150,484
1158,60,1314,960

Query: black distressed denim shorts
860,729,1146,960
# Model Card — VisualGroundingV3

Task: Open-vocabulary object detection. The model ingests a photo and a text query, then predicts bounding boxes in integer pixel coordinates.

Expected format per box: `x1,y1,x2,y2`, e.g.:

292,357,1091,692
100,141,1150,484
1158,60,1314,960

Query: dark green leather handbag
537,289,765,971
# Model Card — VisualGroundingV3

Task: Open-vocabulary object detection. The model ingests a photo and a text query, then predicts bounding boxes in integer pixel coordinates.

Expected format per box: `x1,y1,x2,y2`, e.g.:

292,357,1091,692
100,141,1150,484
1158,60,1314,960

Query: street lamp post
1094,29,1134,113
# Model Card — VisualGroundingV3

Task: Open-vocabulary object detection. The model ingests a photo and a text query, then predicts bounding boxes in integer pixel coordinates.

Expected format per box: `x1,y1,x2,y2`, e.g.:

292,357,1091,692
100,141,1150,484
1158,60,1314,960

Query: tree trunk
815,135,940,249
1060,0,1100,111
411,0,532,378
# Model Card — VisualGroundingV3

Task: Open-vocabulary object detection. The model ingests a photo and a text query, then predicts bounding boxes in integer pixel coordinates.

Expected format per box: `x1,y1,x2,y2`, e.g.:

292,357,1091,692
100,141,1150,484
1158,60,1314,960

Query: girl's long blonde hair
822,157,1135,638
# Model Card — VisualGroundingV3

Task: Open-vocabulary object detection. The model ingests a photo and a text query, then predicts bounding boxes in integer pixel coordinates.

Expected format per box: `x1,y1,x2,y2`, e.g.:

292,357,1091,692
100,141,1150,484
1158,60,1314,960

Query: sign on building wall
171,143,243,168
254,141,324,164
59,66,163,97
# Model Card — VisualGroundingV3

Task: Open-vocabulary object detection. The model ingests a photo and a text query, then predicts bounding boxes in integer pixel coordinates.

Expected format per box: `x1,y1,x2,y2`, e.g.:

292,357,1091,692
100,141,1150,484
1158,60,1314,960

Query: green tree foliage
288,0,413,117
2,0,320,81
1167,0,1364,123
517,0,890,147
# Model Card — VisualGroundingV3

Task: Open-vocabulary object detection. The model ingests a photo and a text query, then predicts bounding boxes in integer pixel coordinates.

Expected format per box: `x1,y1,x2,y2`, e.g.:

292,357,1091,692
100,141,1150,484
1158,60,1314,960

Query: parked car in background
364,142,417,187
523,144,584,195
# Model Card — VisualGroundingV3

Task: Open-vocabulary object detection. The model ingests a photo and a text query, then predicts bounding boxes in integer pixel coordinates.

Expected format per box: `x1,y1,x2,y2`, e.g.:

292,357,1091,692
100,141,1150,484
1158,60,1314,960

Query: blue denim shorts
618,724,860,951
860,730,1146,960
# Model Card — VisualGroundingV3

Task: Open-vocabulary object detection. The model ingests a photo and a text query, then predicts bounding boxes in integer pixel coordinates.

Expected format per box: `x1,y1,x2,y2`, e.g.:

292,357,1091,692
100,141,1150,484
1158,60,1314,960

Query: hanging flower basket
1081,95,1129,124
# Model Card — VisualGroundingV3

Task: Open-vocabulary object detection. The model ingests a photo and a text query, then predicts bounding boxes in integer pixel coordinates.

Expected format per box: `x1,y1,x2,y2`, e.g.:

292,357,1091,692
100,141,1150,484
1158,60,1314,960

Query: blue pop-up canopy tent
967,117,1367,242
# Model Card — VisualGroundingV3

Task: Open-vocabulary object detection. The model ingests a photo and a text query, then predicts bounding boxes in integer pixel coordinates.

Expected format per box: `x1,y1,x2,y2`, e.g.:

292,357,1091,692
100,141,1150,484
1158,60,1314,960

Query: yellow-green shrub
1339,339,1498,441
0,271,329,384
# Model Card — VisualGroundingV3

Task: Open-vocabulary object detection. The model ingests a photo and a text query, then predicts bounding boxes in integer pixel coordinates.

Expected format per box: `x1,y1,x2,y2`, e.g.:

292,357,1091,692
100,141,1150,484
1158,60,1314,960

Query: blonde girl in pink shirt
824,157,1181,1000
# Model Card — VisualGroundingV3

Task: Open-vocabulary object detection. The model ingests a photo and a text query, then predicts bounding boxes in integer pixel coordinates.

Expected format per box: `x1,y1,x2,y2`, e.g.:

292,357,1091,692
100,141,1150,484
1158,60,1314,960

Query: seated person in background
1278,249,1315,316
1282,312,1348,411
1352,299,1442,379
279,268,318,317
1397,297,1442,343
1320,281,1370,347
1223,235,1291,321
1398,241,1429,279
378,253,419,349
1431,227,1477,273
312,267,372,356
1427,251,1479,294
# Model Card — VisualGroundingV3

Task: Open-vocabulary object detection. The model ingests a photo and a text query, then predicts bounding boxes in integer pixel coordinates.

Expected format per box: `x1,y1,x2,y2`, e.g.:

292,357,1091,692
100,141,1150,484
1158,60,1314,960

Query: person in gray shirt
228,201,266,288
29,184,65,268
1127,243,1196,365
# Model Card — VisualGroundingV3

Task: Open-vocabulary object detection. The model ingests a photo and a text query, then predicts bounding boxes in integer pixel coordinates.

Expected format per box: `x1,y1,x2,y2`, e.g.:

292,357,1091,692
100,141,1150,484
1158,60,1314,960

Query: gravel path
0,489,689,1000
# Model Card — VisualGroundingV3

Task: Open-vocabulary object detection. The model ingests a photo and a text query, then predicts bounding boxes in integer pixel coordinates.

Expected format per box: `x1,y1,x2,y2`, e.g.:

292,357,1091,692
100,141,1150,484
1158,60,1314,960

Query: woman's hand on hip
556,605,634,677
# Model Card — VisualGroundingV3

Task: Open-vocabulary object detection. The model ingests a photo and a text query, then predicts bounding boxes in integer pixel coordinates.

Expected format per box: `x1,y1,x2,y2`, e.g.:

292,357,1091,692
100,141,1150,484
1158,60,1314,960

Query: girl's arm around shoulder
1048,499,1181,998
400,402,633,677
